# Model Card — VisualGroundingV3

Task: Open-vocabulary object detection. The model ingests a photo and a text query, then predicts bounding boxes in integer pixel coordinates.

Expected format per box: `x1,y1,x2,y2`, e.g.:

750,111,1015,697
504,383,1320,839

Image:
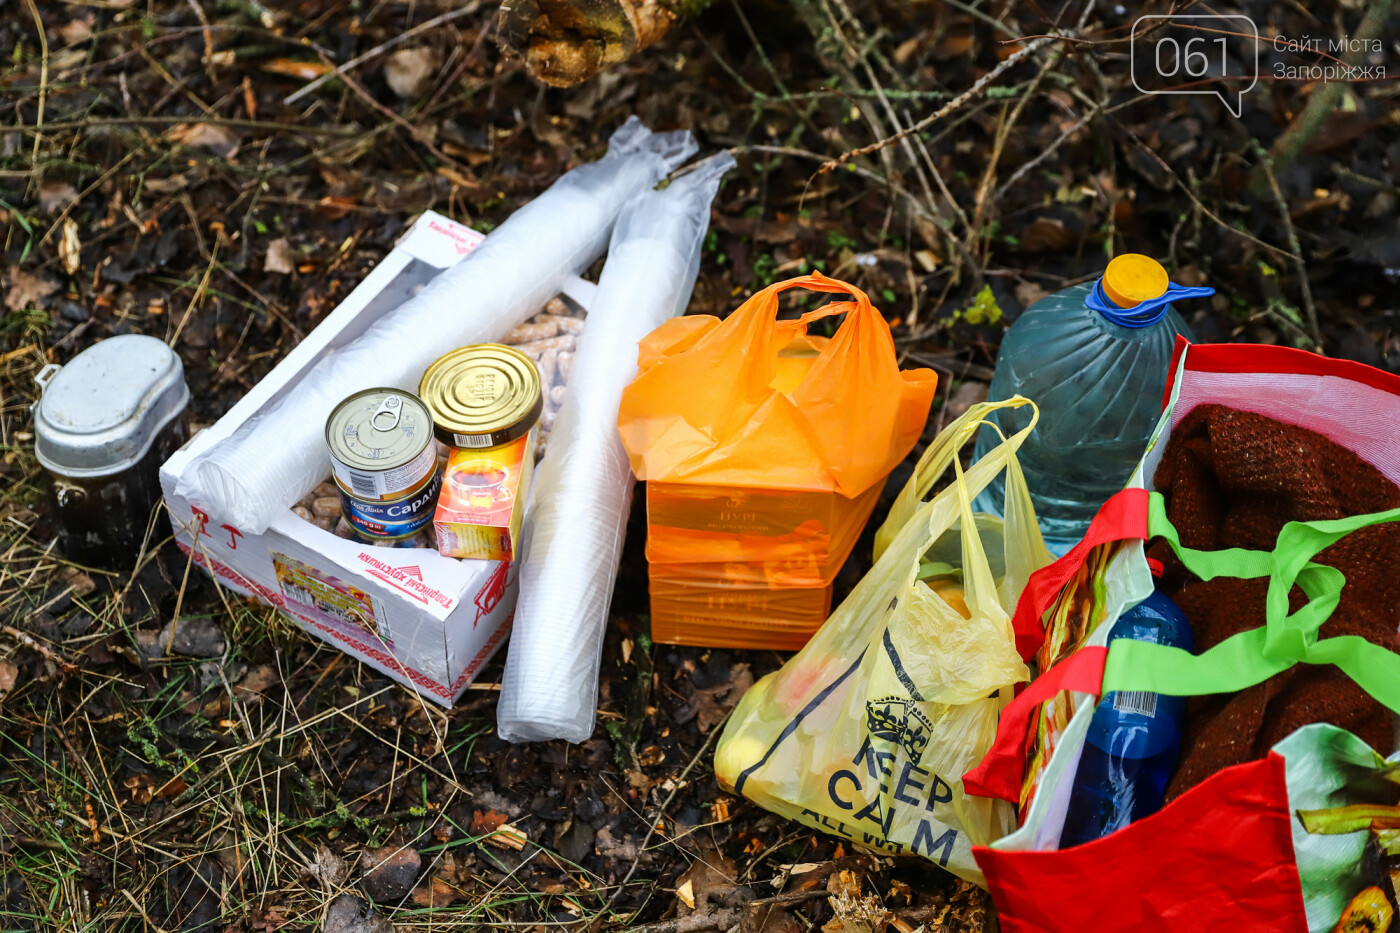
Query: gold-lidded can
419,345,543,450
325,388,437,502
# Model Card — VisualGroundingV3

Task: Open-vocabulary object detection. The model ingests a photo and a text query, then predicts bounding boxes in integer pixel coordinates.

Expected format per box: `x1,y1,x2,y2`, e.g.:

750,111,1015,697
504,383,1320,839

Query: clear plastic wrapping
177,118,696,533
497,152,735,743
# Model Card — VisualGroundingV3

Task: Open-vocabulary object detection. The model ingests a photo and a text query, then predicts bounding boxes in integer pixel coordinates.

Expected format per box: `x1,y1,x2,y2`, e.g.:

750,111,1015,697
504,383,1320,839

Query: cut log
498,0,705,87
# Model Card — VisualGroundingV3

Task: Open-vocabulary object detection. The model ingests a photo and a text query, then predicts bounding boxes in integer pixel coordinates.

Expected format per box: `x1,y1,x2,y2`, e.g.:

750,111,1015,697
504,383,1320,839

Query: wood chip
483,824,528,851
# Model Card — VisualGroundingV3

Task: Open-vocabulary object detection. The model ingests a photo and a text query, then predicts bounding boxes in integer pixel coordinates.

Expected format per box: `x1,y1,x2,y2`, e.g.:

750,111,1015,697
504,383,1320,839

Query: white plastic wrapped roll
497,151,736,743
177,117,697,533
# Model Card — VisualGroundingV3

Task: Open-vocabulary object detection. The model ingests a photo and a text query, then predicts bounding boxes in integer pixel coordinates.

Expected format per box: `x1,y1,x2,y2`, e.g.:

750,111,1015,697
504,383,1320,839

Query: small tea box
433,427,537,561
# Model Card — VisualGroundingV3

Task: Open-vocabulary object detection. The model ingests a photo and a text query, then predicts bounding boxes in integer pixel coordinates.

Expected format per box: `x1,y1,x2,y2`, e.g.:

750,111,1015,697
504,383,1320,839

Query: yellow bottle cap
1102,254,1169,309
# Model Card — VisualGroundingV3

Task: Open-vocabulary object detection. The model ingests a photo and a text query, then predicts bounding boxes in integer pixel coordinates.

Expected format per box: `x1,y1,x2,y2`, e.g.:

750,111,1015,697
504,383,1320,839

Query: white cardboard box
160,211,563,707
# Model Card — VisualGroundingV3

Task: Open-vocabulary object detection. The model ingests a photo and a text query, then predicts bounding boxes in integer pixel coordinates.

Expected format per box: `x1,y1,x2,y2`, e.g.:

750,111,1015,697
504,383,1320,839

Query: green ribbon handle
1101,491,1400,715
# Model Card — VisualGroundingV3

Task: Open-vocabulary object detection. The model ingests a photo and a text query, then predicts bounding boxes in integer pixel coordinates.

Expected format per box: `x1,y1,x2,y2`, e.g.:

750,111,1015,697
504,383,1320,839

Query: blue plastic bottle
973,254,1212,553
1060,562,1193,847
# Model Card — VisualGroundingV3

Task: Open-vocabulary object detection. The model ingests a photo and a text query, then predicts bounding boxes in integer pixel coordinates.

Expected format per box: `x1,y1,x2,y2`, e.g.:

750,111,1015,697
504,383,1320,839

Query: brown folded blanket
1147,403,1400,800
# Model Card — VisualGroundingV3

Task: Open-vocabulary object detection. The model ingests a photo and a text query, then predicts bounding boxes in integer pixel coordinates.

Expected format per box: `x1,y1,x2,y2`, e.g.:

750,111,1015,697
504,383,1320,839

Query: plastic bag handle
741,271,877,326
962,647,1110,802
873,397,1038,563
1009,488,1150,661
1101,493,1400,714
968,491,1400,804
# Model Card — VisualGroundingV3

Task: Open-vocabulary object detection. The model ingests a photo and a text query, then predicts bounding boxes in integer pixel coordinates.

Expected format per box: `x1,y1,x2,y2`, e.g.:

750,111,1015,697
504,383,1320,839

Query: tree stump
498,0,705,87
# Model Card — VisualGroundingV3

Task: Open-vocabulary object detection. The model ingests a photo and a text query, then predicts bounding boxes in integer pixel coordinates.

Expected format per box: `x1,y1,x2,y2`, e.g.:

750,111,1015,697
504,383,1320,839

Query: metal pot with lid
34,334,190,566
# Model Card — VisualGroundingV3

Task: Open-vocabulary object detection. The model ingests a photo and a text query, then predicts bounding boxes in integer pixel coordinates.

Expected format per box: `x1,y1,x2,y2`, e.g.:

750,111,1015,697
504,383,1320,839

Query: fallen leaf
384,47,438,99
264,237,294,274
5,266,60,311
322,894,394,933
39,181,77,214
677,663,754,733
942,380,989,424
262,58,333,81
0,660,17,695
469,809,507,836
59,17,94,45
1016,216,1074,253
250,907,287,932
169,123,239,159
154,775,187,799
59,219,82,275
319,195,358,219
1014,280,1049,310
155,617,226,659
675,854,741,916
59,566,96,597
308,845,349,888
410,875,461,907
361,844,421,902
124,774,154,805
235,663,279,696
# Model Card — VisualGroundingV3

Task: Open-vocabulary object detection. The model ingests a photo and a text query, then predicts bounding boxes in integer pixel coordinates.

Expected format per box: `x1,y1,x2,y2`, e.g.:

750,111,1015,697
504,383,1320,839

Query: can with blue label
336,466,442,541
326,388,441,545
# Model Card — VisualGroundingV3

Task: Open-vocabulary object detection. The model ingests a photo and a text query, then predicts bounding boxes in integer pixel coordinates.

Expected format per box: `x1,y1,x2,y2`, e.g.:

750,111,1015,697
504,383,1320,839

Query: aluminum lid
419,345,542,448
34,334,189,477
325,388,434,473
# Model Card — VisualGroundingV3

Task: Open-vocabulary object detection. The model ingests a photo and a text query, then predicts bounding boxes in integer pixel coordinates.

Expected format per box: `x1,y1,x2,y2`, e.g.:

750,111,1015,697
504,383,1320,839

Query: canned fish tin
326,389,437,500
419,345,542,450
337,467,443,540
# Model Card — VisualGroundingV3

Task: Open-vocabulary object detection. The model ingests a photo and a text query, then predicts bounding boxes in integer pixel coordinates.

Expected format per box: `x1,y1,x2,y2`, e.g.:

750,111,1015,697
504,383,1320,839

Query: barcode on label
454,432,493,449
347,470,379,498
1112,690,1158,718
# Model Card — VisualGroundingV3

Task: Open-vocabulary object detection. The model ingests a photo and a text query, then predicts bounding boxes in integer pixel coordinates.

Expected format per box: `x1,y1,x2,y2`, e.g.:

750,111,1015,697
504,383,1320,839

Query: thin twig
624,890,830,933
970,47,1061,235
22,0,48,167
587,714,731,932
1118,127,1294,264
993,102,1100,202
17,116,363,137
285,1,488,105
313,49,474,175
1253,140,1321,350
818,35,1059,174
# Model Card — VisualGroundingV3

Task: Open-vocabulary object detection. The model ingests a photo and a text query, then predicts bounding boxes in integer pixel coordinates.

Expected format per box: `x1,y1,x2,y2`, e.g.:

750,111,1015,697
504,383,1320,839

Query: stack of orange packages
644,481,881,649
617,273,937,651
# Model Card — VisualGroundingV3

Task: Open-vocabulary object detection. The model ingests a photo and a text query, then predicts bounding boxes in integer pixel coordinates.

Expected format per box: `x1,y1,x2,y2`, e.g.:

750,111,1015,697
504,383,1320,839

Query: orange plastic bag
617,272,937,497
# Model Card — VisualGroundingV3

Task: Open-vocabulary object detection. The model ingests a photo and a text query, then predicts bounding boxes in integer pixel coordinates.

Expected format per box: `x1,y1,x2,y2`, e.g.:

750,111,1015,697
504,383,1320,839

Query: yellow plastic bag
713,398,1053,884
617,271,937,497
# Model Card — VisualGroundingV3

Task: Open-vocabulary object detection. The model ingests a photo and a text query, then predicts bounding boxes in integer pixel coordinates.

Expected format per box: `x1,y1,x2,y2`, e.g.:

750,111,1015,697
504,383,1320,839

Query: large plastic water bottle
973,254,1212,552
1060,563,1192,847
